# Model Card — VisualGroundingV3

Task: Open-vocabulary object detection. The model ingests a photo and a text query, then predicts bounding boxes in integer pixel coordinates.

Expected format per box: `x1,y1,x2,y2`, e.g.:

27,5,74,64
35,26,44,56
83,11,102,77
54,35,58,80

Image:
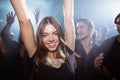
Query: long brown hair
34,16,67,66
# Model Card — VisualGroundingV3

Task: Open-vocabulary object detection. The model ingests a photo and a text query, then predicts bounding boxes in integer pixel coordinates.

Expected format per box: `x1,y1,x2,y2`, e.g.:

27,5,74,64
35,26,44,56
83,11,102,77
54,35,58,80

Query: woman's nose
49,35,54,42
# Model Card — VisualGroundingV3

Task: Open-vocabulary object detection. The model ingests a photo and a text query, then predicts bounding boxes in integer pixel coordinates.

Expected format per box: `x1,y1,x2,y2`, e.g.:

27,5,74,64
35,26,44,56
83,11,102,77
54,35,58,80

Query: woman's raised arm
10,0,37,58
63,0,75,51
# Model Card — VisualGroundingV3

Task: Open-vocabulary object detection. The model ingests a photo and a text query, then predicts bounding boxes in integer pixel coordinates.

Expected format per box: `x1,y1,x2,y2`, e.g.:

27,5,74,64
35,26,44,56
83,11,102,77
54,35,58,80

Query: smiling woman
10,0,76,80
41,23,59,52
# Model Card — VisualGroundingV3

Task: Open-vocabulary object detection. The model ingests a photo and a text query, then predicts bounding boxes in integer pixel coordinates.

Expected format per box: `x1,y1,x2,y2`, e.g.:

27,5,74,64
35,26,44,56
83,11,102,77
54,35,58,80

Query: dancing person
10,0,76,80
95,13,120,80
75,17,100,80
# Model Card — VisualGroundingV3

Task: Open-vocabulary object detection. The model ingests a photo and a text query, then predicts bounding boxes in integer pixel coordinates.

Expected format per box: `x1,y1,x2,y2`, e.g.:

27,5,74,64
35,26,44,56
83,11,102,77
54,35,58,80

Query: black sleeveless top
30,46,76,80
33,62,75,80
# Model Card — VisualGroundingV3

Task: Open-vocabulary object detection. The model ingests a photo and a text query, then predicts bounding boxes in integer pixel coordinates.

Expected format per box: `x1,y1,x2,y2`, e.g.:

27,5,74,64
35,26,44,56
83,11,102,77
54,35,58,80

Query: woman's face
77,21,91,40
42,23,59,52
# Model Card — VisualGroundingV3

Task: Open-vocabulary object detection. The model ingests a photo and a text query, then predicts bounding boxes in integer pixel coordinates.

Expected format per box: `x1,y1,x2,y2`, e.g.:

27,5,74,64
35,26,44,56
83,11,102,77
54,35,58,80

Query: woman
10,0,76,80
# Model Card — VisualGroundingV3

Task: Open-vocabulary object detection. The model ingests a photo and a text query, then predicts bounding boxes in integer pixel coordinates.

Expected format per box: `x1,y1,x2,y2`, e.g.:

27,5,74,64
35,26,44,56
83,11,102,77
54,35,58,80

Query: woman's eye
54,32,58,35
42,34,47,37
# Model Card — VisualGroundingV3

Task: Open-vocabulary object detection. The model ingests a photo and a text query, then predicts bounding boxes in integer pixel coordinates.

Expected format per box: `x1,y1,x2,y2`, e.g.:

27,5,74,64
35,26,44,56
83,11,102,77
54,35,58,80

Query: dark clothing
1,32,19,59
34,62,75,80
29,46,76,80
15,51,33,80
0,51,6,79
1,32,30,80
100,36,120,80
0,31,32,80
75,39,100,80
1,32,20,80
